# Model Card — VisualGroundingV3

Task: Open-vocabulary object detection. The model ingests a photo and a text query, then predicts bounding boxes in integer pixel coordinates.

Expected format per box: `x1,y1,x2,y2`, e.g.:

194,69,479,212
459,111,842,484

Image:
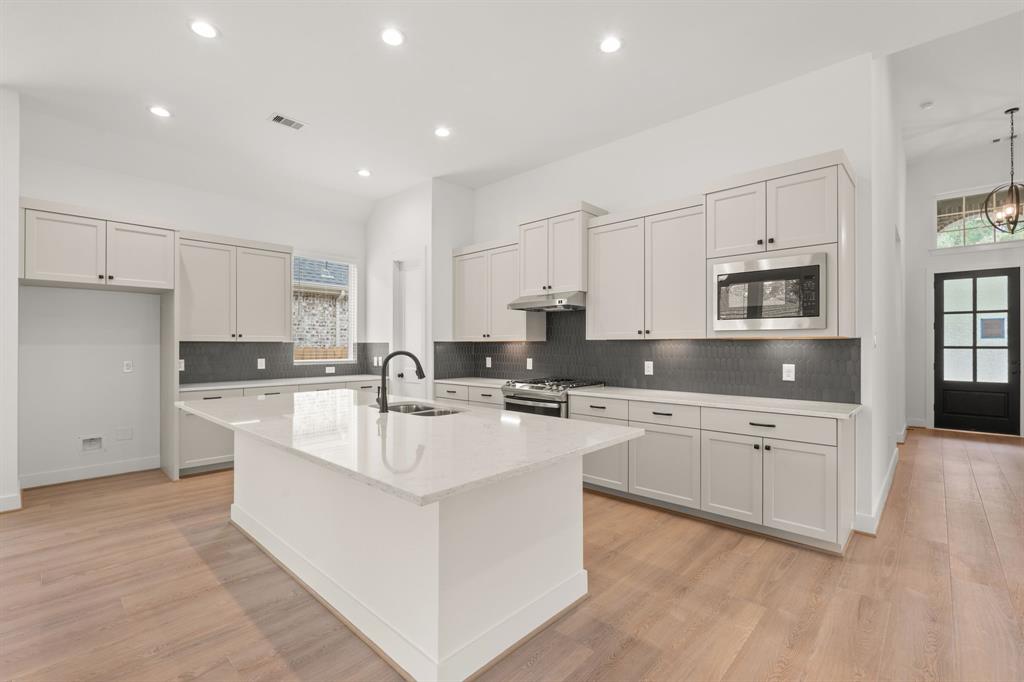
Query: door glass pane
943,349,973,381
977,349,1009,383
977,312,1009,347
976,276,1008,311
943,279,972,312
943,313,973,346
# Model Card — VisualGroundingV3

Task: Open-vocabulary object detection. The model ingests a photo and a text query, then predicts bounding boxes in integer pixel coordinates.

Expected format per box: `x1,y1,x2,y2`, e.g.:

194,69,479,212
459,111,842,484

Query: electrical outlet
526,358,533,370
115,427,133,441
485,356,492,368
782,363,796,381
178,358,185,372
257,358,266,370
325,366,336,374
122,360,134,373
644,361,654,376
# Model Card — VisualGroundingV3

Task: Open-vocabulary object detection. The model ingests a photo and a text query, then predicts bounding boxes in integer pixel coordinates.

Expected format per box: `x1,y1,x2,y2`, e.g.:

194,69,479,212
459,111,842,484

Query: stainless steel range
501,377,604,418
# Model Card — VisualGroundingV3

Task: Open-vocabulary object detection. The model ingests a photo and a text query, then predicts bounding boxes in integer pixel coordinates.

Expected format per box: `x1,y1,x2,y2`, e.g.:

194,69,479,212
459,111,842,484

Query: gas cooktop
502,377,604,399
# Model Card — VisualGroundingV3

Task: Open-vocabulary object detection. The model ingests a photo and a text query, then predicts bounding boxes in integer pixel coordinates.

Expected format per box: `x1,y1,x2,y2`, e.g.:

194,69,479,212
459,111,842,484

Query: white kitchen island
178,389,642,681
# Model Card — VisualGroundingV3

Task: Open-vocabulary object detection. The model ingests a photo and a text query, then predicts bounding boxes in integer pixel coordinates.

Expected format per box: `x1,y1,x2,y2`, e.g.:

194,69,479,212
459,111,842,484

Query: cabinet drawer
569,396,628,420
468,386,502,405
346,380,381,392
297,382,350,392
178,389,244,401
242,385,298,398
435,384,468,400
627,400,700,428
701,407,836,446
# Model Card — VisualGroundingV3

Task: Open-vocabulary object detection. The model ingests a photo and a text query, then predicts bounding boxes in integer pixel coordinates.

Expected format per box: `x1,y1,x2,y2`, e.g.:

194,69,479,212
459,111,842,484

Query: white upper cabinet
453,244,545,342
763,438,837,542
766,166,838,251
518,219,549,296
178,239,236,342
518,209,598,296
453,251,489,340
587,219,645,340
106,222,174,290
487,245,531,341
586,206,705,340
547,212,586,292
705,182,767,259
23,210,174,290
645,207,705,339
24,210,106,285
700,430,763,524
235,248,291,342
628,423,701,509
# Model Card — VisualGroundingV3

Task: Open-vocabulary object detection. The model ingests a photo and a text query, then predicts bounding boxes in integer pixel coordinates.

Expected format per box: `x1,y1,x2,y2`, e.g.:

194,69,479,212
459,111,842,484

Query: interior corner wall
429,178,475,344
0,88,21,511
905,142,1024,431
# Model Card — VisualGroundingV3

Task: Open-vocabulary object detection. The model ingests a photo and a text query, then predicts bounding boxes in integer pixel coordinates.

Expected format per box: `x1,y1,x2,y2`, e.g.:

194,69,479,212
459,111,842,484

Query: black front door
934,267,1020,435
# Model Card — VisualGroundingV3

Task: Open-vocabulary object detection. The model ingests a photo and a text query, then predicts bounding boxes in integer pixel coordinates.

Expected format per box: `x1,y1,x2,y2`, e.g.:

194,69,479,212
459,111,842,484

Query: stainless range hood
507,290,586,312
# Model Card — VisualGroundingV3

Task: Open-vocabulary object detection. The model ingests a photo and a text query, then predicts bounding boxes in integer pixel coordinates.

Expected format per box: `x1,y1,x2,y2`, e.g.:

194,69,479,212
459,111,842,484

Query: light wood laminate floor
2,428,1023,681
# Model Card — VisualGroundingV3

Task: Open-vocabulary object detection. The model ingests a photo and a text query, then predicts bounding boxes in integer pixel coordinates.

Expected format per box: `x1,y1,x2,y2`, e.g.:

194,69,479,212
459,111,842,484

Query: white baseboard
20,455,160,489
897,424,908,444
0,492,22,512
906,417,927,428
854,445,899,534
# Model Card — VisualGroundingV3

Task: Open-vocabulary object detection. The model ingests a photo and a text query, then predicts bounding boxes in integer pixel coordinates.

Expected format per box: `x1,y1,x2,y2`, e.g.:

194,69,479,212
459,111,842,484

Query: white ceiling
892,11,1024,161
2,1,1020,222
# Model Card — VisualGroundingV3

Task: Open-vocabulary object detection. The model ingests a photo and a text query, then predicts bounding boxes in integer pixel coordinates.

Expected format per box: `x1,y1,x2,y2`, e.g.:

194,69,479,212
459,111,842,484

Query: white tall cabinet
586,204,705,340
178,238,292,342
452,243,545,342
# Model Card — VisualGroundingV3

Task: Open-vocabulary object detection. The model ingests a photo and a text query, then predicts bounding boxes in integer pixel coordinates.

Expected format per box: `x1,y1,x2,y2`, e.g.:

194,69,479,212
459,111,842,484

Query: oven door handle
504,396,562,410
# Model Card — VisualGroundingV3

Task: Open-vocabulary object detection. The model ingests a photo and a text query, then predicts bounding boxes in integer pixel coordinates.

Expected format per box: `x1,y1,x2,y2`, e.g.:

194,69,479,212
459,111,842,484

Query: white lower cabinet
763,438,837,542
700,430,763,524
573,414,628,491
346,379,381,393
628,423,700,509
241,385,298,397
178,389,243,469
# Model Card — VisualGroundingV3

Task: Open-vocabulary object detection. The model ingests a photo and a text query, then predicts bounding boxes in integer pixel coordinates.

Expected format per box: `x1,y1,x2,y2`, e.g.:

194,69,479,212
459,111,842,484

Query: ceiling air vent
269,113,305,131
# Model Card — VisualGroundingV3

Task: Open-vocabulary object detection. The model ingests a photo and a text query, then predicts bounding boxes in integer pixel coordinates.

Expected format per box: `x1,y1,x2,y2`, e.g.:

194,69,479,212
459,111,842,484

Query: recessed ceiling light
919,100,935,111
190,20,218,39
600,36,622,53
149,105,171,118
357,168,371,177
381,27,404,46
434,126,451,138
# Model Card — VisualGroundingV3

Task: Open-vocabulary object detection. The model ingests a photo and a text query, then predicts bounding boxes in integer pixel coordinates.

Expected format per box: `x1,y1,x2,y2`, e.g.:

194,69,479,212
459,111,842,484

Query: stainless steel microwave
712,252,827,331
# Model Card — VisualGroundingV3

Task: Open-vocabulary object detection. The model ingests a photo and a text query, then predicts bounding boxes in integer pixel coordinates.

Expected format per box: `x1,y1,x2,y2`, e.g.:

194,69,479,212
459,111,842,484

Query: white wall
429,179,475,343
19,287,160,487
0,88,21,510
472,55,873,242
905,142,1024,429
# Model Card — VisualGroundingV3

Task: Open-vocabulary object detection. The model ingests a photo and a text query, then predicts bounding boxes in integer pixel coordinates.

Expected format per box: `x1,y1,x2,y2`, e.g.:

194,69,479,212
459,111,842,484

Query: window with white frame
292,255,357,362
936,190,1024,248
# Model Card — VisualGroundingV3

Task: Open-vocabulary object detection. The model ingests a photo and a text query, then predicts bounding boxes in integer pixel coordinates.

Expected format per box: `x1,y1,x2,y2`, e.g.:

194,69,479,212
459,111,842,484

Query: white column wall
0,88,20,511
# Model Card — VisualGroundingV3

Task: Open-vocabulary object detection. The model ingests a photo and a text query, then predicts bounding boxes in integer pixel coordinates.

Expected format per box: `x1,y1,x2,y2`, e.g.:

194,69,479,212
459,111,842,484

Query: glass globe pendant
984,107,1023,235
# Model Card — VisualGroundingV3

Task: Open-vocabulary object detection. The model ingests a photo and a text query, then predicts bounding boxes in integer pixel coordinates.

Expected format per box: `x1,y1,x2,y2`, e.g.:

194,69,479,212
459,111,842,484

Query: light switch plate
122,360,134,373
644,361,654,376
325,366,336,374
782,363,795,381
526,358,533,370
485,356,492,368
178,359,185,372
257,358,266,370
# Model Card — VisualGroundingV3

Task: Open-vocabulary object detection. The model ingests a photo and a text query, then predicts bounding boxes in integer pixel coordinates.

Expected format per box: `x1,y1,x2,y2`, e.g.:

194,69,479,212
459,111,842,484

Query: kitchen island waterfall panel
435,311,859,403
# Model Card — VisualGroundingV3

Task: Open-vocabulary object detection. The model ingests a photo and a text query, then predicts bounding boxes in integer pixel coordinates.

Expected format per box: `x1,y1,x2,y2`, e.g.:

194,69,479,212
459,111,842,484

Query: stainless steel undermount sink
387,403,462,416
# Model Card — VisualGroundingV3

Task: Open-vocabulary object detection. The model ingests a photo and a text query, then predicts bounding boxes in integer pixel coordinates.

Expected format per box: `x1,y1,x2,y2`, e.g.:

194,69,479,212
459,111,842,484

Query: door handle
749,422,776,428
652,411,673,416
397,372,405,378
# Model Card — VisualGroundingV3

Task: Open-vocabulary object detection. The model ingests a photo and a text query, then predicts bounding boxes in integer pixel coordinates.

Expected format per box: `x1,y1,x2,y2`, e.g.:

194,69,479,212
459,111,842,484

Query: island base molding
230,432,589,682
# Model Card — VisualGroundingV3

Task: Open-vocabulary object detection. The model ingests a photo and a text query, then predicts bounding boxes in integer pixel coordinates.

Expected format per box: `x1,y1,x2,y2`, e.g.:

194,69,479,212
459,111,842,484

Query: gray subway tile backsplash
434,312,860,403
179,341,389,384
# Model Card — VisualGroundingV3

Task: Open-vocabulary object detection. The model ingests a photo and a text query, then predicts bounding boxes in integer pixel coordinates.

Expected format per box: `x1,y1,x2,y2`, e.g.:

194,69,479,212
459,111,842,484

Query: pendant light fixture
983,107,1022,235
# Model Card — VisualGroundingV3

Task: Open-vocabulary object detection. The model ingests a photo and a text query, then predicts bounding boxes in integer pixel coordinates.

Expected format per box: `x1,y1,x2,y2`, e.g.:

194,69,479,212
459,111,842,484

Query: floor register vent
269,113,305,131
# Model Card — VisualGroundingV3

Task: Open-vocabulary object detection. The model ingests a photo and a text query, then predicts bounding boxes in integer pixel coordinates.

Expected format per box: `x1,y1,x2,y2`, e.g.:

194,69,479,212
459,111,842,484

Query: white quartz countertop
566,386,861,419
177,390,643,506
434,377,510,388
179,374,381,392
